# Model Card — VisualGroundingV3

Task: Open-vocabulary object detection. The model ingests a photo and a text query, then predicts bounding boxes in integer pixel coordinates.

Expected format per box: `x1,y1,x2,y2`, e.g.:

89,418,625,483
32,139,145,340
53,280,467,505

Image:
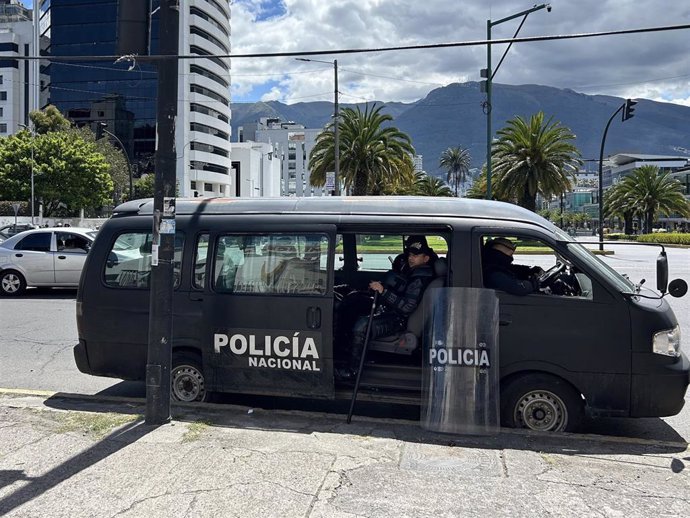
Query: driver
482,238,543,296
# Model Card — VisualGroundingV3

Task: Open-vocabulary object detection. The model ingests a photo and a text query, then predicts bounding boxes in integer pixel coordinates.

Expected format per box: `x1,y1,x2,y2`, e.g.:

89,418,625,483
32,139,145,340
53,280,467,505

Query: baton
347,291,379,424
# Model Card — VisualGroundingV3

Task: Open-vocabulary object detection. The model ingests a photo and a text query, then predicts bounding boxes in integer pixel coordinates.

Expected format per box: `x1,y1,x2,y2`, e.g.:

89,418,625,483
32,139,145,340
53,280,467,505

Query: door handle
499,313,512,326
15,253,23,257
58,256,66,260
307,307,321,329
189,294,203,302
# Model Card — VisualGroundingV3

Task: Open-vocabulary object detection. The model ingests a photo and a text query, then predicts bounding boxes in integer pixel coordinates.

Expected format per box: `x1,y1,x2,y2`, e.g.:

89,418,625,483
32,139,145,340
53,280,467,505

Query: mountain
231,82,690,177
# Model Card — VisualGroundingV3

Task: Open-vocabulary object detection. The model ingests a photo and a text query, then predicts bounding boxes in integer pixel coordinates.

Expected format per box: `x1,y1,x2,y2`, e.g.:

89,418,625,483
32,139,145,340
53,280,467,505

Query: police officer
336,235,436,380
482,237,543,296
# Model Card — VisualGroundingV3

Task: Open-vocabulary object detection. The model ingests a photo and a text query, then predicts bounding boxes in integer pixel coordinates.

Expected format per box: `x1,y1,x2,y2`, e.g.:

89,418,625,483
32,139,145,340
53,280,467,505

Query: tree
412,172,454,197
604,181,639,234
309,103,416,196
29,105,71,134
0,130,113,216
439,146,471,197
75,126,131,203
607,166,690,234
491,111,582,212
132,174,156,199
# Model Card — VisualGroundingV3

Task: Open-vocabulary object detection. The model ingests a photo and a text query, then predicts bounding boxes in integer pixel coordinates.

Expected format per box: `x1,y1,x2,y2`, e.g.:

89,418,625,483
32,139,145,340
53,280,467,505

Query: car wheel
0,270,27,296
501,373,584,433
171,353,207,403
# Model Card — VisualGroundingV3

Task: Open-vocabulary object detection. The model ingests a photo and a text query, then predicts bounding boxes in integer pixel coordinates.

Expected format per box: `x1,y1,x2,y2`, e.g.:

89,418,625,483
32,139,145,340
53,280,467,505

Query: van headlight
653,326,681,357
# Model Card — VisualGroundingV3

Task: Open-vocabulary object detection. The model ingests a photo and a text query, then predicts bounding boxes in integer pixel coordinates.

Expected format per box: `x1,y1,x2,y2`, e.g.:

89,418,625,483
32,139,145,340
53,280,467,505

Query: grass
182,420,212,443
53,411,139,440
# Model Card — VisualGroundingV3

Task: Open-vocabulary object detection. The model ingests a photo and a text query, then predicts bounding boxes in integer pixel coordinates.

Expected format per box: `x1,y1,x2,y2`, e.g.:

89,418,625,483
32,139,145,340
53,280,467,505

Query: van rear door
202,225,336,399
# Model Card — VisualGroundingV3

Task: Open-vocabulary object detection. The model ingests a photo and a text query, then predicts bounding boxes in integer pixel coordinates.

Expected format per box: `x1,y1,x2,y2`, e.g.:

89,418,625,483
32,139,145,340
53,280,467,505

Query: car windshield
566,242,635,294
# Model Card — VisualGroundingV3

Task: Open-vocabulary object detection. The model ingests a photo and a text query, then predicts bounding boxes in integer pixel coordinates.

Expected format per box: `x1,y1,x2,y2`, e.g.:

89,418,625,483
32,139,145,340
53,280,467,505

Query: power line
11,23,690,62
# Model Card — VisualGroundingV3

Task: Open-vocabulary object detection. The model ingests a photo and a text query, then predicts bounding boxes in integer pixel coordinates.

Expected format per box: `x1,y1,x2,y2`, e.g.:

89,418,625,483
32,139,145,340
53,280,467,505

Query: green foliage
0,201,29,216
491,111,582,211
29,105,71,134
132,174,155,199
607,233,638,241
439,146,471,197
412,173,454,197
636,233,690,245
309,103,416,195
604,166,690,234
76,126,131,202
0,128,113,216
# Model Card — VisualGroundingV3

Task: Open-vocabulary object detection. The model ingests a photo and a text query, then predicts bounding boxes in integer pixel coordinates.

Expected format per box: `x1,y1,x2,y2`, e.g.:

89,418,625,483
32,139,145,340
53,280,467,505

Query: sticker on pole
151,244,159,266
159,219,176,234
163,197,176,218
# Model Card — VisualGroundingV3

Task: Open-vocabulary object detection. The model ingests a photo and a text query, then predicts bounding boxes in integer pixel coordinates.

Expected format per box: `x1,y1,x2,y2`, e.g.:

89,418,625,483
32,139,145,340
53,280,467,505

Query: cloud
231,0,690,105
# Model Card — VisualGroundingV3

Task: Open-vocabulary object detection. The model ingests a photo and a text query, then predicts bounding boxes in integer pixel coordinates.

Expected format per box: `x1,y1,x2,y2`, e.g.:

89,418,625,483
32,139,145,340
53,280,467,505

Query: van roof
113,196,555,228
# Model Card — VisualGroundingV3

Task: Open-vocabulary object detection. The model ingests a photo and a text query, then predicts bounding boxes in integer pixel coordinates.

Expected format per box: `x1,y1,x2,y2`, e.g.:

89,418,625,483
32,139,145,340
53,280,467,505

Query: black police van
74,197,689,432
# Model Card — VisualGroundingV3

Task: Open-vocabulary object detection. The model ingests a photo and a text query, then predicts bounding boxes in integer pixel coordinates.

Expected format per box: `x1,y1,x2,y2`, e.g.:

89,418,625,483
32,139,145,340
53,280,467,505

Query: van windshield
566,242,635,294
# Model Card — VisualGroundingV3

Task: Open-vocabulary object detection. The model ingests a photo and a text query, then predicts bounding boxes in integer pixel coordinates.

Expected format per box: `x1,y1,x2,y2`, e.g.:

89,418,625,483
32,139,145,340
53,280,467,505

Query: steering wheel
538,261,567,286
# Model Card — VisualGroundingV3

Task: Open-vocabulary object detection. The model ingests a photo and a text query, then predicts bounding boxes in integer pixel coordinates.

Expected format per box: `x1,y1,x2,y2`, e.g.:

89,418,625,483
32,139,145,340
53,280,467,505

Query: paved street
0,243,688,443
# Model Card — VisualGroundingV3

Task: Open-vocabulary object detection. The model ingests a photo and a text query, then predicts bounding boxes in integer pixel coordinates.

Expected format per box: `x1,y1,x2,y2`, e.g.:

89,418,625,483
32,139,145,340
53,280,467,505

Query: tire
501,373,584,433
171,353,208,403
0,270,27,296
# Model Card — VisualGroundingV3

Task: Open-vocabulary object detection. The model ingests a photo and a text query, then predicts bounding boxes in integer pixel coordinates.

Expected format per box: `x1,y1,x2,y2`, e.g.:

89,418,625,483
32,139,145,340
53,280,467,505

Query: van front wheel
171,353,208,403
501,374,584,433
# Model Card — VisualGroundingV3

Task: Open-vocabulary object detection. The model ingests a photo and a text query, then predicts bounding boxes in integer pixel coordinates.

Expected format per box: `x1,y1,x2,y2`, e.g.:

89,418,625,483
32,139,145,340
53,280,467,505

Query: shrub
607,233,637,241
636,233,690,245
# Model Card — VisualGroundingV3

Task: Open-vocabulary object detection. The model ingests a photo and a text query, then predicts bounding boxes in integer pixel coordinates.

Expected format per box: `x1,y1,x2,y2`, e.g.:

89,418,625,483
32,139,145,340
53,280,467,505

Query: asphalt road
1,243,688,443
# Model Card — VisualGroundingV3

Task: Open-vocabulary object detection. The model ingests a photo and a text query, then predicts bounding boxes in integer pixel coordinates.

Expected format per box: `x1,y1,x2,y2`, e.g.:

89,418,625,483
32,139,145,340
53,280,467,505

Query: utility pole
333,59,340,196
146,0,179,425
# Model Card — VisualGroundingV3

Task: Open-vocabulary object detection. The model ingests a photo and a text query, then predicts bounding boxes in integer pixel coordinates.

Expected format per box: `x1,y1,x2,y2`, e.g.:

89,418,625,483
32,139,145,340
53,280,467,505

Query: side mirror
656,251,668,294
668,279,688,298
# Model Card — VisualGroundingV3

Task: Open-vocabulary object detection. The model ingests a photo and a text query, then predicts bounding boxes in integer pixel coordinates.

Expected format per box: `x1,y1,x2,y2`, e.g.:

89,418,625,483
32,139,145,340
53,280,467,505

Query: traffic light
95,122,107,139
622,98,637,121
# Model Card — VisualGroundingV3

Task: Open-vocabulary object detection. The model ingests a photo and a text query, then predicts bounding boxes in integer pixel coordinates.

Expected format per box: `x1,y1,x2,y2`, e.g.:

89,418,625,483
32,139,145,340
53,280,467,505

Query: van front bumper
630,351,689,417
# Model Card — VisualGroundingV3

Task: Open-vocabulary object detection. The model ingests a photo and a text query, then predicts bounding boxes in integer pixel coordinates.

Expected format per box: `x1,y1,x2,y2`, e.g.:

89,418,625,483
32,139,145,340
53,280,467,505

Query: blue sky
21,1,690,106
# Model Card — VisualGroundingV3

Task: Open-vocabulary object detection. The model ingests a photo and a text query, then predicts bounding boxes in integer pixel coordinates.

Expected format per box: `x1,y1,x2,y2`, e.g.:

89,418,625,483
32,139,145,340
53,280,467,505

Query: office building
37,0,232,197
0,0,35,134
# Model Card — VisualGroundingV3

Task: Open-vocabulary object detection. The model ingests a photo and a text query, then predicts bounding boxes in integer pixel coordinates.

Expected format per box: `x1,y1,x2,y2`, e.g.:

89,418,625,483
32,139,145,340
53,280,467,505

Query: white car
0,227,98,296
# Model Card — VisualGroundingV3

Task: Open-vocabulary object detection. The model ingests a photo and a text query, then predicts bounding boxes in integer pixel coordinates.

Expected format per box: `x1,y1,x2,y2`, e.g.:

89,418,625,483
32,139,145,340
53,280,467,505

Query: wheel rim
171,364,205,402
514,389,568,432
1,273,21,294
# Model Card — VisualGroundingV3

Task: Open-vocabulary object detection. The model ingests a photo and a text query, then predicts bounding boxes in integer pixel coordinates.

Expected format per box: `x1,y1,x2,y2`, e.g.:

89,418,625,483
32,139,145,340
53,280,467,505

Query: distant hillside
231,83,690,177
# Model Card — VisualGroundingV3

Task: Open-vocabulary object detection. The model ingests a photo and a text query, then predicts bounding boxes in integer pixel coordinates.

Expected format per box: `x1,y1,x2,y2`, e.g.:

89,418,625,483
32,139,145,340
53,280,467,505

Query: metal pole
146,0,179,426
347,291,379,424
334,59,340,196
598,104,625,251
485,20,492,200
30,132,35,225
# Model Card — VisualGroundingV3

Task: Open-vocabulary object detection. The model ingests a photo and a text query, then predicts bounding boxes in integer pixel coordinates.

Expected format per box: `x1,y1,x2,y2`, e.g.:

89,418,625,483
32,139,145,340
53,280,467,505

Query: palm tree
609,166,690,234
491,111,582,212
603,181,640,234
439,146,471,197
309,103,415,196
413,172,454,197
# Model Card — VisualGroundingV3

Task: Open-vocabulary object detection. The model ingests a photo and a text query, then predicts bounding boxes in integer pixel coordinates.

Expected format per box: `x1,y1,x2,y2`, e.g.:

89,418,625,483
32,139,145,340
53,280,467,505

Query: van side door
202,226,336,399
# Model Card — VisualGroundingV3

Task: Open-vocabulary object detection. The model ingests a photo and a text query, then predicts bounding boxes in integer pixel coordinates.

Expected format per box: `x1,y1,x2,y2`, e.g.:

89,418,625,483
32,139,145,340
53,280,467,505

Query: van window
104,232,184,289
193,234,209,289
213,233,329,295
481,235,593,299
355,234,448,272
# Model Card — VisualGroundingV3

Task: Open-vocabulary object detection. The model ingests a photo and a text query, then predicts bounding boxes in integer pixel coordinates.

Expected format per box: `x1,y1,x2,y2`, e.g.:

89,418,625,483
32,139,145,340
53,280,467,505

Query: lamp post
483,3,551,199
18,124,35,225
296,57,340,195
97,122,133,199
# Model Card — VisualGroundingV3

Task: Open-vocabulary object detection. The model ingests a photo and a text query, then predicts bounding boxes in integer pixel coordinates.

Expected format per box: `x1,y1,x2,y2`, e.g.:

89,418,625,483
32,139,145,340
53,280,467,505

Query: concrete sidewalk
0,391,689,518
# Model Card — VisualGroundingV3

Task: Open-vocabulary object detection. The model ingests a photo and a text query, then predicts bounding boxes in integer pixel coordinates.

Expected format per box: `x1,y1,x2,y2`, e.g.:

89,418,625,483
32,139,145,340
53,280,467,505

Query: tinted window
16,233,52,252
214,234,329,295
104,232,184,289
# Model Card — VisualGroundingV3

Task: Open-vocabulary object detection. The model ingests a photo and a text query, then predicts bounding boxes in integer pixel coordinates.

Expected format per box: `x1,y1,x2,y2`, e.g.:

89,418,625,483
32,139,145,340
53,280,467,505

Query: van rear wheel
501,374,584,433
171,353,207,403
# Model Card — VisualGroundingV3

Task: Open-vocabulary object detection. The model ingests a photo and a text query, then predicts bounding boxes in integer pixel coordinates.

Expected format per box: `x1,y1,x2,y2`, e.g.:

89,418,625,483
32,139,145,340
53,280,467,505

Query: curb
1,387,687,451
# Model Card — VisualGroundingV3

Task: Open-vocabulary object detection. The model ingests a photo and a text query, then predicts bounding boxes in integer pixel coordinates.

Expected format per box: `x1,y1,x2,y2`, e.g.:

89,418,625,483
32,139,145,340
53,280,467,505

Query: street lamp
482,3,551,199
18,124,36,225
97,122,133,199
296,57,340,195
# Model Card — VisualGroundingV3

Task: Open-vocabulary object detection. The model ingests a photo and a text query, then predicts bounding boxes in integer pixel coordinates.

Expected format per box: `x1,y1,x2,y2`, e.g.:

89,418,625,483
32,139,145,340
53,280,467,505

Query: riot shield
421,287,500,435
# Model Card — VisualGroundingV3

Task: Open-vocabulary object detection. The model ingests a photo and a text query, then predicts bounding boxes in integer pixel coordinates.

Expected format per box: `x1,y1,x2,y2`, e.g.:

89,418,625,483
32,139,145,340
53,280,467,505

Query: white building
176,0,232,197
229,141,282,197
0,0,35,135
240,117,326,197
